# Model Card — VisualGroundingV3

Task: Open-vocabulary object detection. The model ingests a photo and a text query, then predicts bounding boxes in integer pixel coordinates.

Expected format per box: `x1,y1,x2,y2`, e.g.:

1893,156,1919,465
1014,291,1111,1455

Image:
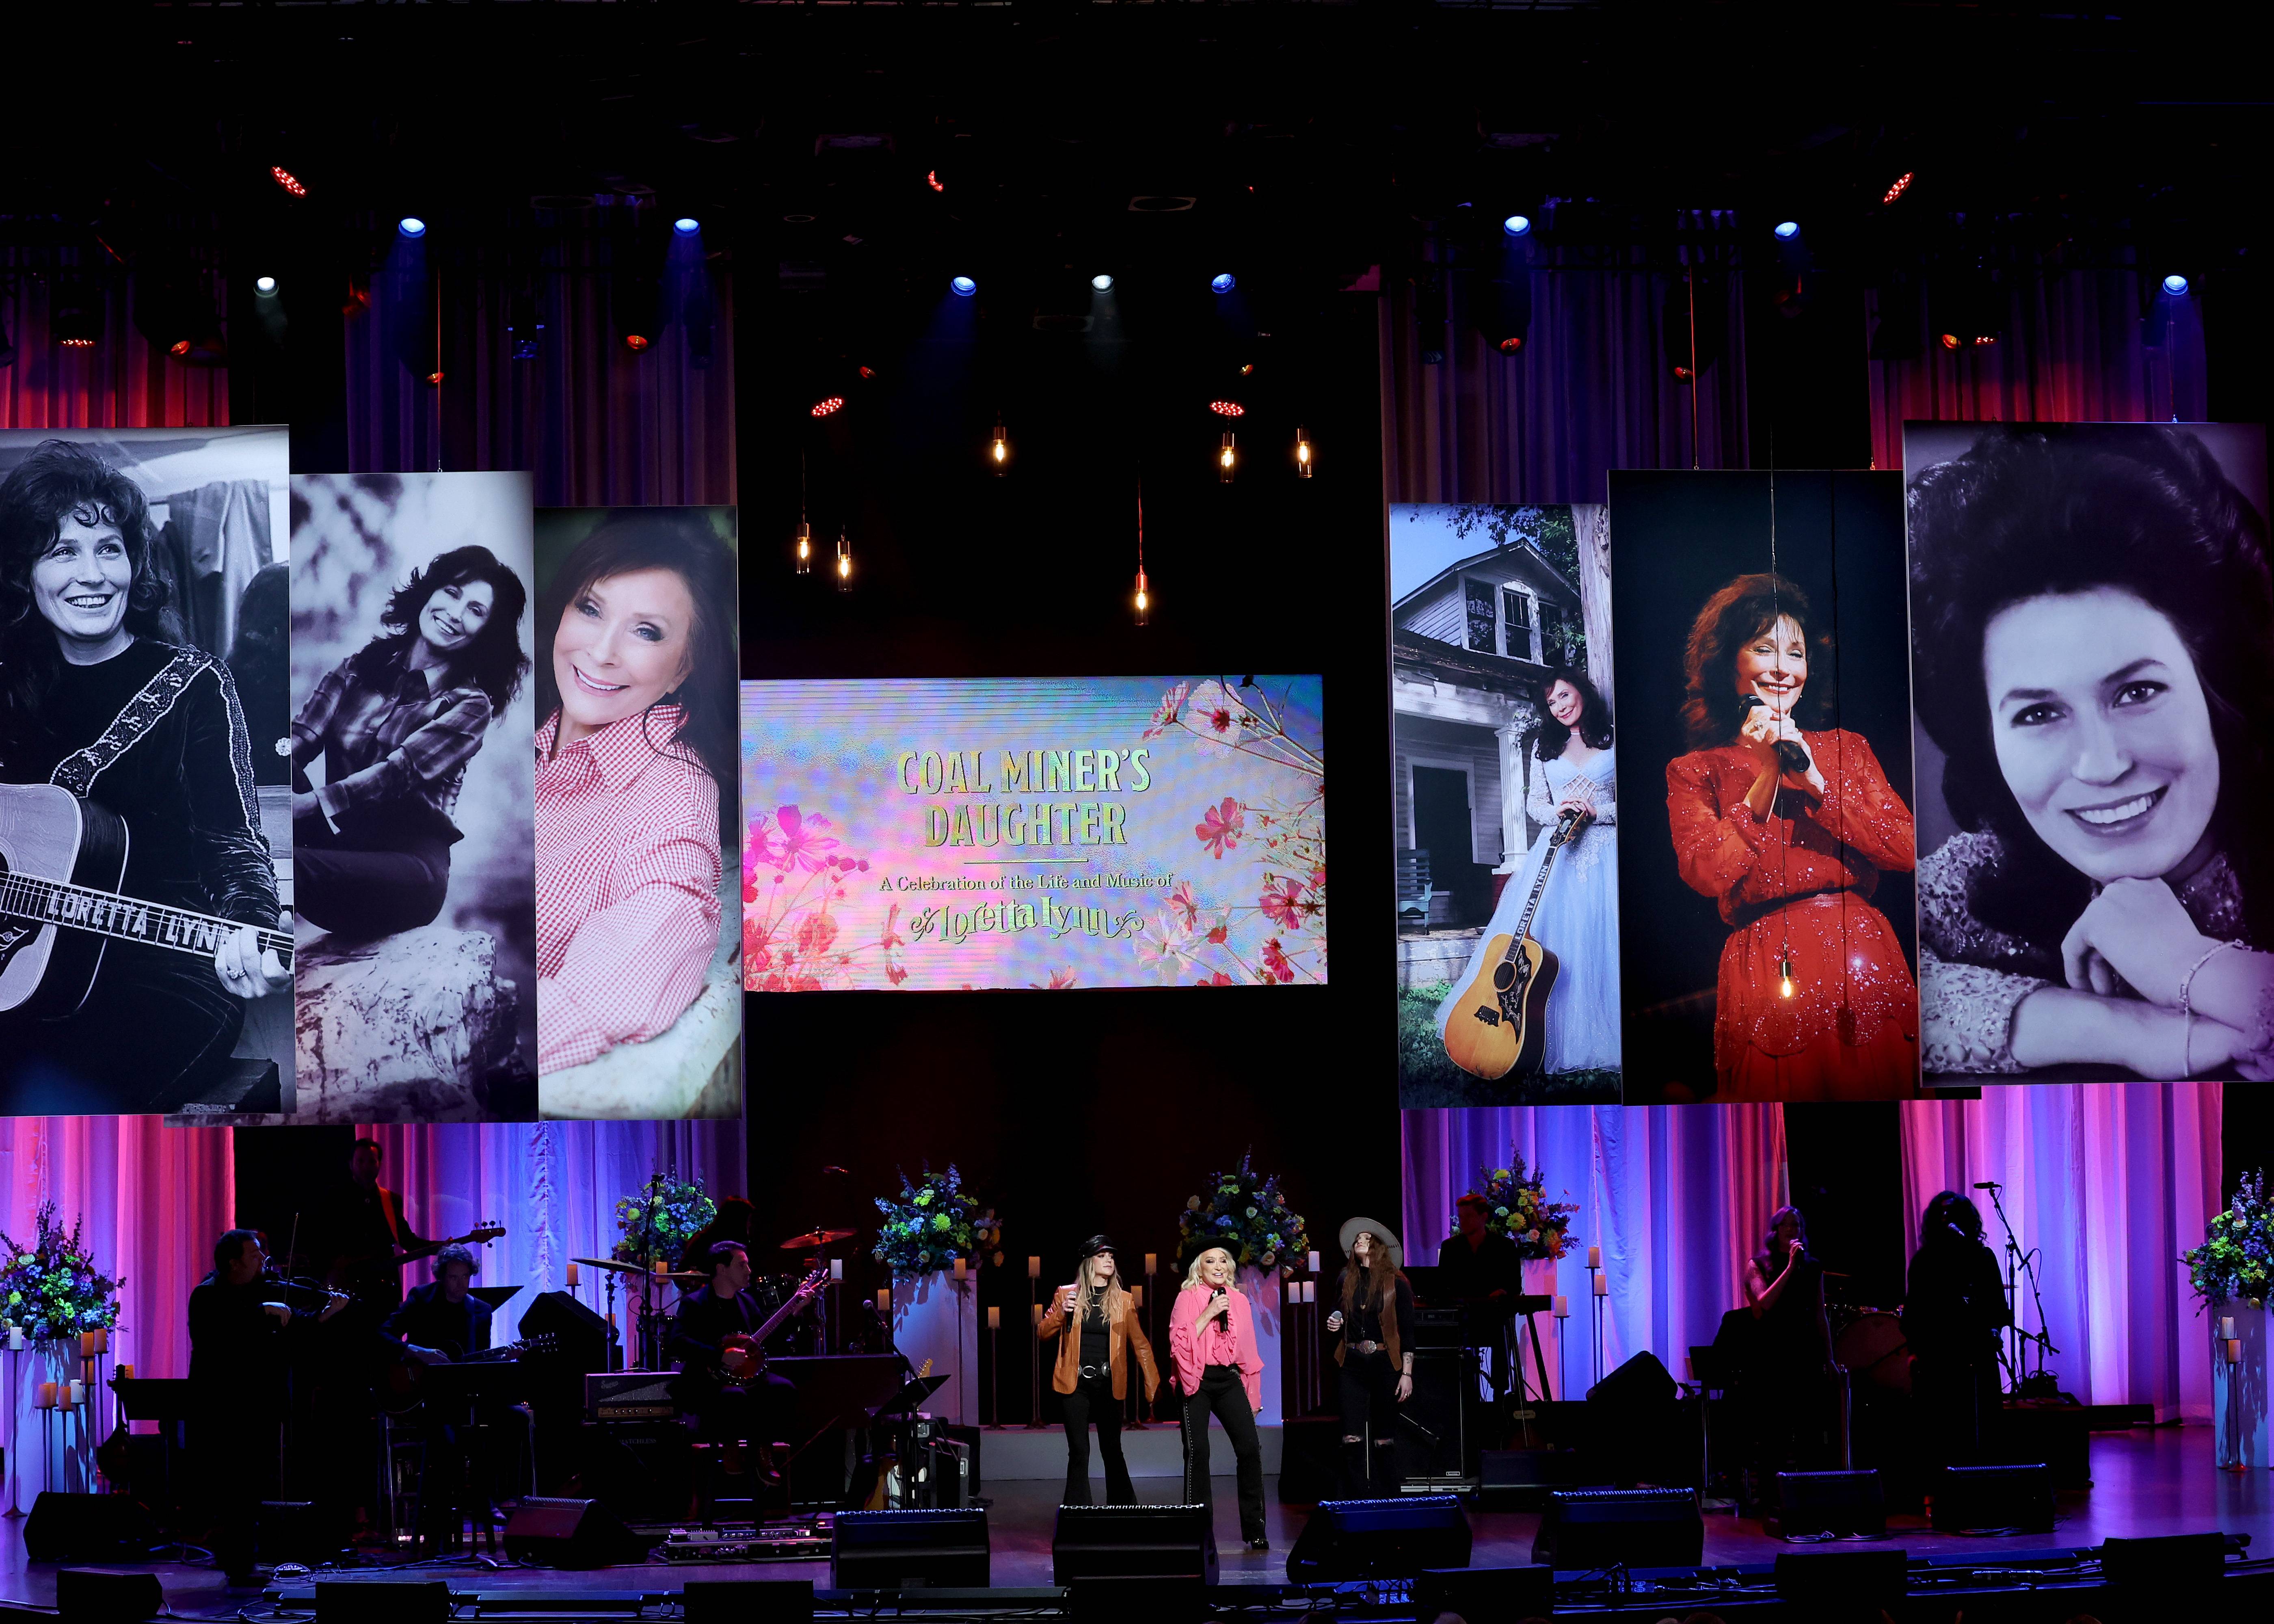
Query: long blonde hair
1077,1252,1131,1322
1181,1247,1235,1292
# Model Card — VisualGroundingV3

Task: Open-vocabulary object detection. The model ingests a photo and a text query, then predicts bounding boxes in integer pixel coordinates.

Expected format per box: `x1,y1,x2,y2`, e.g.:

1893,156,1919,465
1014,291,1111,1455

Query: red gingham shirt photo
534,704,724,1074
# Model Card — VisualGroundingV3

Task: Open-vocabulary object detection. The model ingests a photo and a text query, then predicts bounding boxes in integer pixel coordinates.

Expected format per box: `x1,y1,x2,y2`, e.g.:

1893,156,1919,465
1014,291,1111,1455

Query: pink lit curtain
1379,216,1753,506
1863,269,2208,471
352,1121,746,1347
0,261,232,430
346,250,737,505
1401,1105,1787,1398
1896,1082,2222,1421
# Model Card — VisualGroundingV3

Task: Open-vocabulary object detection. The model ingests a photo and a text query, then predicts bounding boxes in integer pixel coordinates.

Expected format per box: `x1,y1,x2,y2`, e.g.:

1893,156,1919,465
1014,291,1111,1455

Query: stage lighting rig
1092,274,1115,292
1502,214,1532,237
270,165,308,197
398,216,427,238
1210,273,1237,294
254,276,278,297
2163,272,2191,295
673,217,700,236
1209,400,1246,419
507,290,543,361
1773,220,1800,240
811,396,846,418
951,275,977,297
1882,172,1915,206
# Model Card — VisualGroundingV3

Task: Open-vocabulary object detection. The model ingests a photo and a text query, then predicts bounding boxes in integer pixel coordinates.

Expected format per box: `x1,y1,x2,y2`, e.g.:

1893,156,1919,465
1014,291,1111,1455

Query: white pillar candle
2221,1316,2237,1339
2228,1339,2244,1363
830,1259,844,1281
1145,1254,1159,1276
1028,1256,1042,1279
651,1256,668,1277
954,1257,967,1283
1307,1251,1321,1274
7,1325,23,1352
68,1380,84,1408
1133,1285,1144,1307
37,1382,56,1410
566,1261,580,1287
875,1289,890,1315
1593,1274,1609,1296
1587,1246,1601,1269
93,1328,108,1354
1554,1295,1569,1318
988,1307,1001,1331
118,1363,134,1381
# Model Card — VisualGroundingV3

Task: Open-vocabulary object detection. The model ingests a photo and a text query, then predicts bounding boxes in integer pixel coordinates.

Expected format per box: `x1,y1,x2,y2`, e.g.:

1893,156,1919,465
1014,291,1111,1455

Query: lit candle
2221,1317,2237,1339
80,1331,95,1358
652,1257,668,1278
37,1382,55,1410
876,1289,891,1316
1133,1285,1145,1308
606,1312,617,1330
830,1259,844,1281
2229,1339,2244,1363
94,1328,108,1354
1145,1253,1158,1276
954,1257,968,1283
1593,1274,1609,1297
1554,1295,1569,1319
8,1325,23,1352
1308,1251,1321,1275
1031,1303,1042,1328
566,1261,580,1287
68,1380,84,1408
988,1307,1001,1331
118,1363,134,1381
1587,1246,1601,1269
1299,1282,1313,1305
1027,1256,1041,1280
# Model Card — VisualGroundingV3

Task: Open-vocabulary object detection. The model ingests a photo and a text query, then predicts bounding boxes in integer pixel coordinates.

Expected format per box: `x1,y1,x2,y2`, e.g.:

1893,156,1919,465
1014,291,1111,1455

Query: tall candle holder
1552,1295,1569,1404
1125,1285,1148,1431
4,1329,24,1516
986,1307,1002,1427
1588,1257,1608,1389
1025,1259,1048,1429
1144,1256,1160,1419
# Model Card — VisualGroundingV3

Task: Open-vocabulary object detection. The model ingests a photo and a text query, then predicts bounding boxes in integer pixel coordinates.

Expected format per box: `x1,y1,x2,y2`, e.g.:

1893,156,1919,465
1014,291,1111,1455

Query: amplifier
912,1438,973,1509
658,1520,832,1564
587,1369,678,1421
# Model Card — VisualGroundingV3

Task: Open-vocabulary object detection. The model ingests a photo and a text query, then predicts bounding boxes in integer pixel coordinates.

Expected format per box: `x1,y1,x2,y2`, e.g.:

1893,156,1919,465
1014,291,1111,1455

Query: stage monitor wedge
1532,1487,1703,1570
1412,1565,1555,1623
24,1492,161,1564
502,1495,644,1568
1053,1503,1219,1585
1286,1496,1472,1582
1929,1463,2054,1533
54,1569,164,1624
832,1507,991,1590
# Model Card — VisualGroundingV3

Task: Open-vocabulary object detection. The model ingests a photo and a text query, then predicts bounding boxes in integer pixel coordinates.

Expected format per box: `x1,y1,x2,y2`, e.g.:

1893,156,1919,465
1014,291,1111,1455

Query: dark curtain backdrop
0,261,233,430
1379,215,1753,506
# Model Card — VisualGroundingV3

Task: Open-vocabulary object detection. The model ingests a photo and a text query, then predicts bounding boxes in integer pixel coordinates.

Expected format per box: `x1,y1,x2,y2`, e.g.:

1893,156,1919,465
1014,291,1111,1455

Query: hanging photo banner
1904,421,2274,1084
739,675,1325,991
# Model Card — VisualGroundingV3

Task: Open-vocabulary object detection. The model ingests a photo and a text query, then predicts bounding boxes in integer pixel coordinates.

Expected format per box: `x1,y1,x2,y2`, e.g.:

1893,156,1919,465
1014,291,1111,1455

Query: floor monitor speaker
1051,1502,1218,1584
1285,1495,1472,1582
830,1507,990,1590
502,1495,643,1568
1531,1487,1703,1569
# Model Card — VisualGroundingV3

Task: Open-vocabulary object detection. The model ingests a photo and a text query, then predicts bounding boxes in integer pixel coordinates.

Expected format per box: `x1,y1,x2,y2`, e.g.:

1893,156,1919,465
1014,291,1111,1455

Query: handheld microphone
1739,695,1812,775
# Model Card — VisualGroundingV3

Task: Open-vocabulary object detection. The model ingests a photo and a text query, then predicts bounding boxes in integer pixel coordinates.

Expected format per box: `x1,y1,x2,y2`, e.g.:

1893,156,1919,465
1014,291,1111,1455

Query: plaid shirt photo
290,647,494,826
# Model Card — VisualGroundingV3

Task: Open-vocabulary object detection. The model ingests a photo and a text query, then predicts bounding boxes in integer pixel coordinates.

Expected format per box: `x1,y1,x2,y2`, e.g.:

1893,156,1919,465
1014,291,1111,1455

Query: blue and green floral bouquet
0,1202,122,1344
874,1165,1001,1273
2185,1170,2272,1309
1178,1153,1309,1277
611,1171,718,1270
1470,1154,1578,1262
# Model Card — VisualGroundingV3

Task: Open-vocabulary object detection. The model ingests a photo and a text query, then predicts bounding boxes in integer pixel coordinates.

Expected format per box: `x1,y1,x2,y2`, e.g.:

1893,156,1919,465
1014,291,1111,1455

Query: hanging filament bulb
1219,430,1238,484
1133,566,1151,626
834,531,853,592
1778,955,1796,999
1295,425,1314,479
990,417,1010,474
794,520,813,575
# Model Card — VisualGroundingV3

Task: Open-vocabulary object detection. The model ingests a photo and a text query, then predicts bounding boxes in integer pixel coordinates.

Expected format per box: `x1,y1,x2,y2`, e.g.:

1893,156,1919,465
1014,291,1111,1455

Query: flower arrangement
0,1202,122,1345
874,1166,1002,1274
2184,1169,2272,1309
610,1172,718,1270
1468,1154,1579,1262
1178,1153,1309,1277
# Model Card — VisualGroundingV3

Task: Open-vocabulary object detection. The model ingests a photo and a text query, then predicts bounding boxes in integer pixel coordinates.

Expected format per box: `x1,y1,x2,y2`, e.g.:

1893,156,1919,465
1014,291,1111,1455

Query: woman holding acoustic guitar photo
1666,573,1918,1101
1435,666,1621,1080
0,440,288,1116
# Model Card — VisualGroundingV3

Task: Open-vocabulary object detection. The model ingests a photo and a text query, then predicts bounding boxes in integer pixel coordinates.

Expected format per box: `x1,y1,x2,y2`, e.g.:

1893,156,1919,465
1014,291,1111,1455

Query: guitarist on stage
385,1243,494,1364
322,1139,430,1313
669,1241,801,1488
382,1244,529,1547
0,440,290,1116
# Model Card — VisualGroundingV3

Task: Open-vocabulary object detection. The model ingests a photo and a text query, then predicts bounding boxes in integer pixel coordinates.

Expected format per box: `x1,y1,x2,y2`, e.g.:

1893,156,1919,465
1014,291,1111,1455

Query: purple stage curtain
1,1118,234,1498
356,1121,746,1348
1379,214,1753,506
1897,1082,2221,1421
1402,1105,1786,1397
0,262,232,430
346,248,737,505
1864,270,2207,471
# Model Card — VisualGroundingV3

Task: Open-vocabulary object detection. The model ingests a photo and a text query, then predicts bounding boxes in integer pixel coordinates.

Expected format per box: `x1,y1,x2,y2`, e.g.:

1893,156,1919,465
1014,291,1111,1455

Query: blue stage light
1773,220,1800,240
254,276,278,297
951,275,978,297
1210,273,1236,294
398,216,426,238
2164,272,2191,295
1092,274,1115,292
673,217,700,236
1502,214,1531,237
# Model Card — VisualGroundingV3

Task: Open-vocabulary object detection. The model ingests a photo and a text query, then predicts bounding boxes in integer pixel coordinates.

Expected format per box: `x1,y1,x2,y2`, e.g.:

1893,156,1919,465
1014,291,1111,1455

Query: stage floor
3,1424,2268,1617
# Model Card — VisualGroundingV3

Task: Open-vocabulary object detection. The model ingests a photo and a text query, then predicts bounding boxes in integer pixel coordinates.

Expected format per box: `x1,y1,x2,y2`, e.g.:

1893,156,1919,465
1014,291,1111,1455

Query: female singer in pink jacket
1169,1246,1269,1551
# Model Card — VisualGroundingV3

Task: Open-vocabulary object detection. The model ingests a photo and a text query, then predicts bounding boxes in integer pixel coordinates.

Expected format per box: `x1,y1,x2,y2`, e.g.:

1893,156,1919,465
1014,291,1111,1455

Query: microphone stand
1980,1183,2057,1396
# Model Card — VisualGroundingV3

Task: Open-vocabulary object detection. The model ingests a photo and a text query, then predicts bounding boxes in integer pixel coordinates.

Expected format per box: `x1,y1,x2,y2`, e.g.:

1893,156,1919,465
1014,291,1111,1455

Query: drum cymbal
778,1228,856,1251
571,1257,650,1277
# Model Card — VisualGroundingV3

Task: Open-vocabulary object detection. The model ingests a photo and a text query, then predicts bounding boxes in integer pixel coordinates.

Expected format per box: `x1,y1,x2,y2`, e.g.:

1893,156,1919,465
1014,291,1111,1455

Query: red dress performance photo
1666,728,1919,1100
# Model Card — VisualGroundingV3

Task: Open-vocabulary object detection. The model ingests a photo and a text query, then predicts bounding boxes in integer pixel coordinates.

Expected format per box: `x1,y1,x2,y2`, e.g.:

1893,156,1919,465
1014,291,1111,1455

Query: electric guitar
0,783,292,1015
708,1265,830,1389
1442,808,1582,1081
383,1332,560,1416
326,1222,508,1291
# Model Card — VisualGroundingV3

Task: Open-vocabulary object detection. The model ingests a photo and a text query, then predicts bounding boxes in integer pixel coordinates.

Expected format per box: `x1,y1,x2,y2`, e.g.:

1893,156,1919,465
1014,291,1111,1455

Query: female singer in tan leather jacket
1038,1234,1161,1505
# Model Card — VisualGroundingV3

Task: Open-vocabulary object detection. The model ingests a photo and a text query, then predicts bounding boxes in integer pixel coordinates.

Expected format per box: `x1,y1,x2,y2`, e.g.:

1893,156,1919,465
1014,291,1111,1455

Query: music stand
469,1286,523,1312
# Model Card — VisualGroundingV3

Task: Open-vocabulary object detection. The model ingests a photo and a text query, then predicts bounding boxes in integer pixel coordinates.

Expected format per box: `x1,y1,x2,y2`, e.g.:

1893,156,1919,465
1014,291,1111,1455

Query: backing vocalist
1665,574,1919,1100
1739,1205,1837,1499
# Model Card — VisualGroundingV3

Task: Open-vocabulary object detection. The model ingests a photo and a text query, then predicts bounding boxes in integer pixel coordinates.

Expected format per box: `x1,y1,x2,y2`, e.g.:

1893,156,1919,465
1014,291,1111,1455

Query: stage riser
978,1423,1284,1480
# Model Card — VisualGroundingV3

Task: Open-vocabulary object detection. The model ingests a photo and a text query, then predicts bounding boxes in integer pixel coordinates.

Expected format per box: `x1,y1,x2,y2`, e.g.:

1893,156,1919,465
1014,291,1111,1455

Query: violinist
190,1229,346,1589
669,1242,798,1488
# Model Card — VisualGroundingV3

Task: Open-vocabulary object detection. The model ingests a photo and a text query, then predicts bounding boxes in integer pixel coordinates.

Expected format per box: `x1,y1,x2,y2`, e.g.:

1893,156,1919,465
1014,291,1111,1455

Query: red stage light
1939,333,1960,350
927,170,945,194
1209,400,1245,418
58,337,95,349
1882,171,1914,206
1498,336,1525,354
812,395,845,417
858,365,878,380
623,334,651,353
1974,334,1997,346
270,165,308,198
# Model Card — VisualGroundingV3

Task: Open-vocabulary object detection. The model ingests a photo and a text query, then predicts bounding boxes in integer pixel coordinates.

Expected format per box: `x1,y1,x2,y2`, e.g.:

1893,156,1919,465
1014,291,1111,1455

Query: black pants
196,1410,279,1580
1336,1349,1401,1491
293,811,452,939
1913,1356,2002,1470
1061,1373,1134,1505
0,938,243,1115
1180,1365,1265,1541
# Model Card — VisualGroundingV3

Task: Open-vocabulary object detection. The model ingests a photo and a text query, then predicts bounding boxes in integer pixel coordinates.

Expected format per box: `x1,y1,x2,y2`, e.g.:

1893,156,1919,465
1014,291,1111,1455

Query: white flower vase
1238,1265,1283,1426
2211,1300,2268,1471
889,1271,977,1427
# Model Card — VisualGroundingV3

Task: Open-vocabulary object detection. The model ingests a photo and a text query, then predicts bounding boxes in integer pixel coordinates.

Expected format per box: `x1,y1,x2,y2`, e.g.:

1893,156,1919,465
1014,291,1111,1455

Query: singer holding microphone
1327,1219,1416,1494
1040,1235,1161,1506
1171,1246,1270,1551
1666,574,1919,1100
1739,1205,1837,1499
1905,1190,2011,1468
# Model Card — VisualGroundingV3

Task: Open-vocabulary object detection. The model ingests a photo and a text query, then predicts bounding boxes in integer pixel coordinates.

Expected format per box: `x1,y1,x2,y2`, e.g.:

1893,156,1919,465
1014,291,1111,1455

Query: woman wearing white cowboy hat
1327,1216,1416,1496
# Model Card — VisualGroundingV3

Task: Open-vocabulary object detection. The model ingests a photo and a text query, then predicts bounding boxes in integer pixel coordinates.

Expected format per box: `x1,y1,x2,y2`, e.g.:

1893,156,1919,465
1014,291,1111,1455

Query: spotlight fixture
1502,214,1532,237
990,416,1010,473
1295,426,1314,479
254,276,278,296
673,217,700,236
1218,430,1238,483
398,216,427,238
1773,220,1800,240
926,170,946,194
623,333,651,354
811,395,845,418
2164,272,2191,296
950,275,977,297
1209,400,1246,418
270,165,309,197
1210,273,1237,294
834,530,853,591
1882,172,1915,206
1091,274,1114,292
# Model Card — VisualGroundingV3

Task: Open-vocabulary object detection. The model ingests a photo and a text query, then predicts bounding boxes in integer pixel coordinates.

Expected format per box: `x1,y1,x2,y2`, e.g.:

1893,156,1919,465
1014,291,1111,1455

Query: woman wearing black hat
1039,1235,1161,1506
1327,1217,1416,1494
